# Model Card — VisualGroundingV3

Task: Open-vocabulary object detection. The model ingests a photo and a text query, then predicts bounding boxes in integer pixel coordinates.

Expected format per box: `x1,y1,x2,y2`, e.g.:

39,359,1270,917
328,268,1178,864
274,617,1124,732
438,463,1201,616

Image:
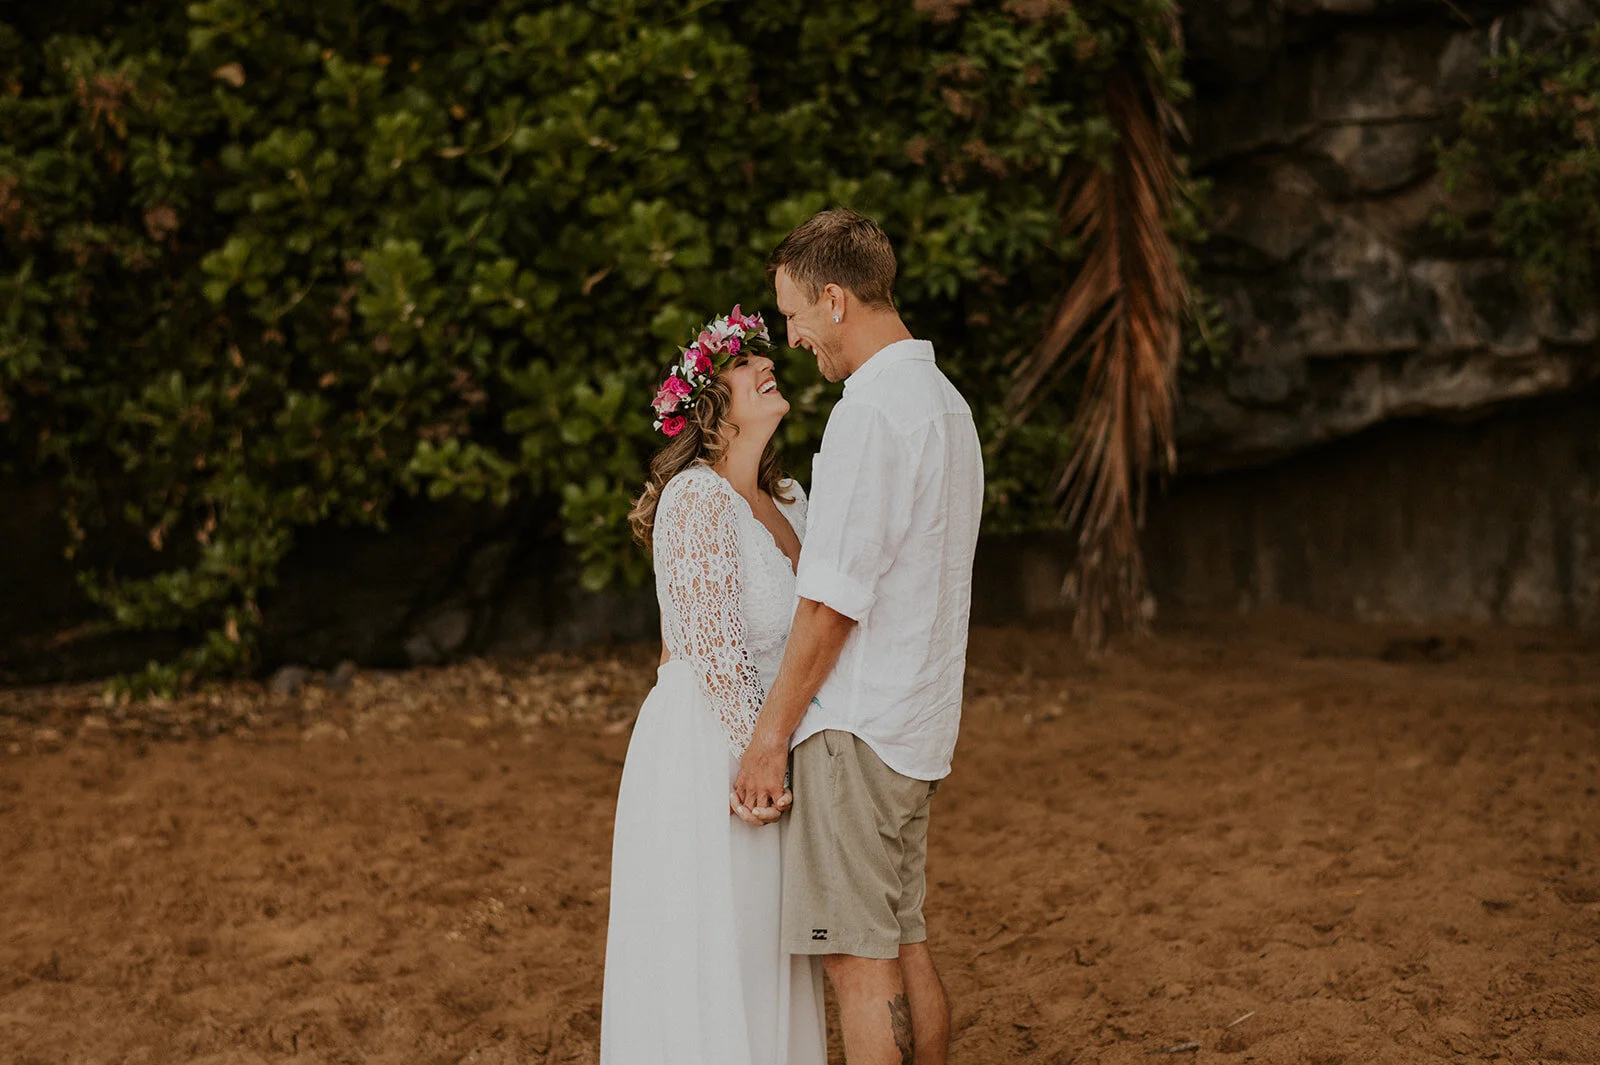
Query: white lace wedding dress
600,464,827,1065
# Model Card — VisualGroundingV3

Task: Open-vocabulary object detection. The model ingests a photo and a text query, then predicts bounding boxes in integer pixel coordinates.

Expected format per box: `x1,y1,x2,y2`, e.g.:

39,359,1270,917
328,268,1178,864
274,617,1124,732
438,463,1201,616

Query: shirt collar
842,339,935,396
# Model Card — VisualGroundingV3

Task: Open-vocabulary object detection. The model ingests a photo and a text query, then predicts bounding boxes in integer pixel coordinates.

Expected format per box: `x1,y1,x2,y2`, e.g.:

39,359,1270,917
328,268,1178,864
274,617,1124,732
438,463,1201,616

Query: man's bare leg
898,942,950,1065
823,955,913,1065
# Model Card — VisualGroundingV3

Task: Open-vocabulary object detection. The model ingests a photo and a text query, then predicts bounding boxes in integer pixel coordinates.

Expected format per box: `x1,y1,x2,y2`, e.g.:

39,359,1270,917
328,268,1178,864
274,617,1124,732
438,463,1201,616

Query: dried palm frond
1005,62,1190,650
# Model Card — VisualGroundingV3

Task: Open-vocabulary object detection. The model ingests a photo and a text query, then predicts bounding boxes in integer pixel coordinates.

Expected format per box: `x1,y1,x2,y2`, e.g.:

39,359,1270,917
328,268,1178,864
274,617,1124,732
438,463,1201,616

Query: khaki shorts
781,730,939,959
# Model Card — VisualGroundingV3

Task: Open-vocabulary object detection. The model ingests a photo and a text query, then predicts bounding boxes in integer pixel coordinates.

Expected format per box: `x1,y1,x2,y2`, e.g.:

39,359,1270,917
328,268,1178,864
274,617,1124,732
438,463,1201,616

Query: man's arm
730,404,904,825
732,597,855,817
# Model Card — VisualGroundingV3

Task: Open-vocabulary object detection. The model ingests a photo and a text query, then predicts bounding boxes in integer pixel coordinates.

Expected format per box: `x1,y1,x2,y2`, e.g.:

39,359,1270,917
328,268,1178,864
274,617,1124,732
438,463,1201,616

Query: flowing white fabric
601,464,826,1065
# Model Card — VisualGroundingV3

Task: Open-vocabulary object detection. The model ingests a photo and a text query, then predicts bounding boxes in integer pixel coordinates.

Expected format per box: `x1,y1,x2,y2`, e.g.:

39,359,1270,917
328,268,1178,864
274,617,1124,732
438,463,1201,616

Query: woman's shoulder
659,463,735,517
663,462,724,492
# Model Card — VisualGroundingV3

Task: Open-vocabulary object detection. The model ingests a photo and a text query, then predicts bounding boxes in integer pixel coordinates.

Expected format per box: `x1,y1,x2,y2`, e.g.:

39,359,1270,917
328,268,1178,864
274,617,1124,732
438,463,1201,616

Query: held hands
729,788,791,827
730,733,791,828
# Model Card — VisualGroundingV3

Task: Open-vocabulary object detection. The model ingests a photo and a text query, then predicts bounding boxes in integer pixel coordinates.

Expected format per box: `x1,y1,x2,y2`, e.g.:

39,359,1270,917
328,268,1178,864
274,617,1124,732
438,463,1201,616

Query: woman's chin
753,396,790,424
755,404,790,443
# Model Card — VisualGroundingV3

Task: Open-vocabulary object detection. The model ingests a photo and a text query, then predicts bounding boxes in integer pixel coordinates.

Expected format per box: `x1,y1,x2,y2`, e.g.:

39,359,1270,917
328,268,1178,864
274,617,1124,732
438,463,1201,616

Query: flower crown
650,305,772,437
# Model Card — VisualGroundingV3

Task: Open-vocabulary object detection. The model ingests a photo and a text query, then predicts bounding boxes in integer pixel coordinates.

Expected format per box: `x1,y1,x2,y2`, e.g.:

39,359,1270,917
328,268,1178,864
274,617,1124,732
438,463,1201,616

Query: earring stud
833,315,839,323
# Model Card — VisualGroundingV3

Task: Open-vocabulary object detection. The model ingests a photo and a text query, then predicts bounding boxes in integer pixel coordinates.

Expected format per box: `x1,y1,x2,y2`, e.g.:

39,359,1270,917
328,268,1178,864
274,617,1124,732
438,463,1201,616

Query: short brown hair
768,208,897,307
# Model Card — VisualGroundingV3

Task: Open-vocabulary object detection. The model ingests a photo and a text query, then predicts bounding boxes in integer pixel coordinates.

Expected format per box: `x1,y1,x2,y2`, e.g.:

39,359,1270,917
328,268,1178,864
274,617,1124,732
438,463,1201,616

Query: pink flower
684,347,712,374
662,374,692,399
652,387,680,414
727,305,763,333
697,329,723,354
726,336,741,355
661,415,687,437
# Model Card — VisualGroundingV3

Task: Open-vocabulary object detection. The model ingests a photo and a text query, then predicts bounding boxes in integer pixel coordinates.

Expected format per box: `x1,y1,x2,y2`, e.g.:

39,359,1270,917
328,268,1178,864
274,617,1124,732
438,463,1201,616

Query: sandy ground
1,610,1598,1065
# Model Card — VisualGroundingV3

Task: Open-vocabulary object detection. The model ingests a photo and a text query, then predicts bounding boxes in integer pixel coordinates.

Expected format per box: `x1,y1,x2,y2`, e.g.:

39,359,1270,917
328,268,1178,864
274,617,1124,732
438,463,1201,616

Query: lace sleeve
655,470,764,755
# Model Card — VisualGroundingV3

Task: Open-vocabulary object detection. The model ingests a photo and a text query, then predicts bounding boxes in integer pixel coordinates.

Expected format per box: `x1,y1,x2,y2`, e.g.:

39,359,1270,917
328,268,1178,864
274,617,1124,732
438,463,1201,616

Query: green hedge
0,0,1191,691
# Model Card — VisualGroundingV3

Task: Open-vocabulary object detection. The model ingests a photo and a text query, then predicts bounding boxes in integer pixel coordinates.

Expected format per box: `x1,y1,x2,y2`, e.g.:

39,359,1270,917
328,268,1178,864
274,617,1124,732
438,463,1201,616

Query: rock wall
0,485,656,686
1180,0,1600,470
254,495,658,672
975,0,1600,628
1148,385,1599,628
977,381,1600,631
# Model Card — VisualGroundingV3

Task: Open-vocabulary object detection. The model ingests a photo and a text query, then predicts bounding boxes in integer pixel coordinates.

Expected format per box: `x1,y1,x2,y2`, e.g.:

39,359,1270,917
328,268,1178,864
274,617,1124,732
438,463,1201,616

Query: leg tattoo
889,993,914,1065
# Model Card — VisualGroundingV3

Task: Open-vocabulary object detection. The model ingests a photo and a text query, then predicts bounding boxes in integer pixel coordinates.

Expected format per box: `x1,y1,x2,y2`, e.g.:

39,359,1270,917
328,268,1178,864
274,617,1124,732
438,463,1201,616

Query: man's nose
786,322,798,348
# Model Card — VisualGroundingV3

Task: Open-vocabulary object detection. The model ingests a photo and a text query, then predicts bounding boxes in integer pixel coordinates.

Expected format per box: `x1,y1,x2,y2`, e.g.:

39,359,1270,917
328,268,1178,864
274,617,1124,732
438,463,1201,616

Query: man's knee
898,943,944,989
822,952,892,980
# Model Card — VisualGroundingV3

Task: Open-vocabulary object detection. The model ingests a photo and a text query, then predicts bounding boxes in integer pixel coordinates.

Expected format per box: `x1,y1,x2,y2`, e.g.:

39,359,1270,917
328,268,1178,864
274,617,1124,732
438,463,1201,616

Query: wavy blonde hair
628,372,792,551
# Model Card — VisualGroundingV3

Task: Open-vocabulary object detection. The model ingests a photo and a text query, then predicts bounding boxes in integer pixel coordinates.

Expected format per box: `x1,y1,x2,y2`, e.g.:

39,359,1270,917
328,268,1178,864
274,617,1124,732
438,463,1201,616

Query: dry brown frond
1005,62,1190,650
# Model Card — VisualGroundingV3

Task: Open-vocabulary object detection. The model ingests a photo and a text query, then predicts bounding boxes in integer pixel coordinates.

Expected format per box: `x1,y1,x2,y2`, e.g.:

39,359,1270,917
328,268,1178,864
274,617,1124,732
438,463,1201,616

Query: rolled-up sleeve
796,402,913,622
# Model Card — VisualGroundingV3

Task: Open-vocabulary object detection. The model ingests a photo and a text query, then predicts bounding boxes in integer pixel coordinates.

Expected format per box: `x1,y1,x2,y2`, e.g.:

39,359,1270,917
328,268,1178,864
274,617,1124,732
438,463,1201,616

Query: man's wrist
749,726,788,759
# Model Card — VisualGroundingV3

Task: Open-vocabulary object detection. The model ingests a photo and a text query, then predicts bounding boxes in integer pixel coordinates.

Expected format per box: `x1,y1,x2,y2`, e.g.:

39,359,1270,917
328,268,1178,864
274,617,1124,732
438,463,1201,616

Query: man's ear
823,282,847,322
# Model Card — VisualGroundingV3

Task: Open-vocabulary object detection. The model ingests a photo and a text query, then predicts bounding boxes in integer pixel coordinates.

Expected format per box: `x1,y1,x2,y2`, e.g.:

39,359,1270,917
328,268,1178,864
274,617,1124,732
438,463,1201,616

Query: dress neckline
695,465,801,576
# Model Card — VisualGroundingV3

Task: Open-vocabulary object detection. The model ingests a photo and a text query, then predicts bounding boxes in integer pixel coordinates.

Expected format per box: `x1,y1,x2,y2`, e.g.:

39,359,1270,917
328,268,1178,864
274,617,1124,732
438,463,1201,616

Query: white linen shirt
791,338,984,781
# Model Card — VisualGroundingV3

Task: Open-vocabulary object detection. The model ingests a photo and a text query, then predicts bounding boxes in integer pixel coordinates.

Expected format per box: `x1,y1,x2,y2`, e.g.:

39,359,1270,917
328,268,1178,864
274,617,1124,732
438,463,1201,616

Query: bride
601,307,827,1064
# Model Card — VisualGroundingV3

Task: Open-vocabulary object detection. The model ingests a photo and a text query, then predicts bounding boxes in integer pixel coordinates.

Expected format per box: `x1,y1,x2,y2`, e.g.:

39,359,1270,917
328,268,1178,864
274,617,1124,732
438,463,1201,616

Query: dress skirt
601,660,826,1065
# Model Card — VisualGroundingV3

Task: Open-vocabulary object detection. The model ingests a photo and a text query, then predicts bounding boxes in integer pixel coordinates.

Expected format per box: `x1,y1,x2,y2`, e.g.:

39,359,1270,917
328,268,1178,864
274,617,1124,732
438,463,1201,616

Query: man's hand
733,733,790,823
727,598,855,829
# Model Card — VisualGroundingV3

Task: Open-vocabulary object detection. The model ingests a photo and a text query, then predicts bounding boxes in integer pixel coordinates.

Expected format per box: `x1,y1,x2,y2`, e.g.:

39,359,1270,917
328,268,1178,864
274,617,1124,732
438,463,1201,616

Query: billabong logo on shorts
811,928,828,941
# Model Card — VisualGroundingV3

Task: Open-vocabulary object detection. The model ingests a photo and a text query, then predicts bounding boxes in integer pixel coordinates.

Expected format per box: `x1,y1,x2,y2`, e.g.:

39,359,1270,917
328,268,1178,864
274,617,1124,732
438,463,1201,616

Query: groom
733,208,984,1065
